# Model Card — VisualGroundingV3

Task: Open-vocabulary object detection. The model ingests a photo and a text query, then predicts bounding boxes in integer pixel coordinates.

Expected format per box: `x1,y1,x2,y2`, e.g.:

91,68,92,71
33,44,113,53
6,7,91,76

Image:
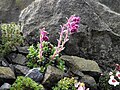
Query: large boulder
19,0,120,71
0,0,34,23
61,55,102,73
0,0,15,23
99,0,120,13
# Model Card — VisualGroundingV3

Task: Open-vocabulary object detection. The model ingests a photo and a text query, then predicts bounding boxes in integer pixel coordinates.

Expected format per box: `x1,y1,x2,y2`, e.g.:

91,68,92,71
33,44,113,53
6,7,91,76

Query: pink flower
115,64,120,71
116,71,120,79
108,76,119,86
42,36,49,41
51,15,80,60
70,22,79,29
78,86,85,90
40,28,49,41
41,30,48,36
72,16,80,24
75,82,89,90
66,15,80,34
39,28,49,60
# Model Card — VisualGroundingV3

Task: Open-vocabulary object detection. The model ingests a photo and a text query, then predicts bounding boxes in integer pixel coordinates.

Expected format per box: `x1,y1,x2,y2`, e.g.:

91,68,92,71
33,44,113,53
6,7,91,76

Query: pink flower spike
70,26,78,34
72,16,80,24
71,28,78,33
40,28,49,41
39,28,49,60
70,22,79,28
66,15,80,34
41,28,48,36
51,15,80,60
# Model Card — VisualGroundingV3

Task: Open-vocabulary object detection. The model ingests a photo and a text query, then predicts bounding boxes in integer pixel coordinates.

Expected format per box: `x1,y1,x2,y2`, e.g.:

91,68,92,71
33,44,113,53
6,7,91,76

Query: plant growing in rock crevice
99,64,120,90
51,15,80,60
10,76,44,90
52,77,77,90
52,77,89,90
27,15,80,72
0,22,24,56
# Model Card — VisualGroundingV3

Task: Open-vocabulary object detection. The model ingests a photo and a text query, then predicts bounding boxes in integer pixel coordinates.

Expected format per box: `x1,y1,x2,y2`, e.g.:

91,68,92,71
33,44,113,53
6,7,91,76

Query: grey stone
11,54,28,65
42,65,64,87
1,61,9,67
0,29,2,44
26,68,43,83
98,0,120,13
0,57,9,67
0,67,15,79
19,0,120,71
17,46,29,54
61,55,102,73
80,75,97,90
0,83,11,90
15,65,30,75
0,0,35,23
72,70,84,77
6,53,17,63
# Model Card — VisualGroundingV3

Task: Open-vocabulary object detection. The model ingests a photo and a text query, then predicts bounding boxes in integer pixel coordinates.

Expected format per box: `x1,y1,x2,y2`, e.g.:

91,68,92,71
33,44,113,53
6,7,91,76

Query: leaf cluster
0,22,24,56
52,77,77,90
27,41,65,72
99,73,112,90
99,71,120,90
10,76,44,90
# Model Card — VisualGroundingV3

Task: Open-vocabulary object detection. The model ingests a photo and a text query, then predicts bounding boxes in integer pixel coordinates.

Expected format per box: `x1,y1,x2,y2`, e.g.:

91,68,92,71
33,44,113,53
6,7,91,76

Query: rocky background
0,0,35,23
18,0,120,71
0,0,120,90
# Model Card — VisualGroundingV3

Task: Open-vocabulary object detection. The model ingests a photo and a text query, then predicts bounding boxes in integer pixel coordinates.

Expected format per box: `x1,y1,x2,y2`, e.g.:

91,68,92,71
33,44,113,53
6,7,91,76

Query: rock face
99,0,120,13
0,0,34,23
19,0,120,71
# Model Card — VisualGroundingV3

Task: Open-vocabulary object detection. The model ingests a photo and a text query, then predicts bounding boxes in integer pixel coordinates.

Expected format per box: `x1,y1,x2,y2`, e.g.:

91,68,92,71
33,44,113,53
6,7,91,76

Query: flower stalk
39,28,49,60
51,15,80,60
